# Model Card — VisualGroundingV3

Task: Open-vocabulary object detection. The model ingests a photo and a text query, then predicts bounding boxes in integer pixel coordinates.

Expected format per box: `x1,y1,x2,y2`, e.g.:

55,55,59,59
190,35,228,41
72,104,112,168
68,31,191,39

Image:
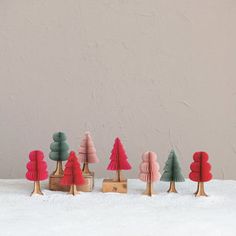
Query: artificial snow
0,179,236,236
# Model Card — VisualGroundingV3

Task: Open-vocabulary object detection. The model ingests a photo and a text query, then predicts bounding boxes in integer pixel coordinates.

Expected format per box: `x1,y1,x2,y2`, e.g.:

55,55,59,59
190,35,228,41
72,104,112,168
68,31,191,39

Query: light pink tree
139,151,161,196
78,132,99,174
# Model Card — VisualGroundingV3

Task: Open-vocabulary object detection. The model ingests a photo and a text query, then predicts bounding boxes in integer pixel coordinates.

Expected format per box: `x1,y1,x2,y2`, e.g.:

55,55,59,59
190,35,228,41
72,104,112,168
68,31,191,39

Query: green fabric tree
49,132,69,176
160,150,185,193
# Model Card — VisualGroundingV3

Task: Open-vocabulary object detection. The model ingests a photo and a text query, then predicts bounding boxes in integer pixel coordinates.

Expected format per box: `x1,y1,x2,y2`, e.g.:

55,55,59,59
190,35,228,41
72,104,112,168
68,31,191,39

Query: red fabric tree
26,150,48,195
60,151,85,195
107,137,131,181
189,151,212,196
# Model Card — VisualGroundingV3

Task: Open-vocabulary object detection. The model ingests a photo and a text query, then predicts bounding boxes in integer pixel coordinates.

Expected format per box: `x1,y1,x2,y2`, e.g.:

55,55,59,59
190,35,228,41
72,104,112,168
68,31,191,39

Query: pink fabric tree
78,132,99,174
107,137,131,181
26,150,48,195
139,151,160,196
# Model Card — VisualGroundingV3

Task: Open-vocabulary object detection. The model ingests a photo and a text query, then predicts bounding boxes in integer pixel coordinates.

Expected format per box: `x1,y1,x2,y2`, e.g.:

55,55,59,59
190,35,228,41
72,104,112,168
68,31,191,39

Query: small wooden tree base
77,172,94,192
143,182,155,196
167,181,178,193
195,182,208,197
102,179,127,193
69,184,80,195
31,181,43,196
49,174,69,191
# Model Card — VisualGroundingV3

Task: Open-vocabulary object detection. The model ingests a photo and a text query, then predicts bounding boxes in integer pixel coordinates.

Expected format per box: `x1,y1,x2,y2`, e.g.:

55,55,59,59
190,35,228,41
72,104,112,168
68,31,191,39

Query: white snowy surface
0,179,236,236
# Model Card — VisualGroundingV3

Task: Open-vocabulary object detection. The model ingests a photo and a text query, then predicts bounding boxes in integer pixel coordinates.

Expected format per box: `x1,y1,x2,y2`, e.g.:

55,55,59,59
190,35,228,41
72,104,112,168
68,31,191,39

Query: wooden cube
49,172,95,192
77,172,94,192
49,174,69,191
102,179,127,193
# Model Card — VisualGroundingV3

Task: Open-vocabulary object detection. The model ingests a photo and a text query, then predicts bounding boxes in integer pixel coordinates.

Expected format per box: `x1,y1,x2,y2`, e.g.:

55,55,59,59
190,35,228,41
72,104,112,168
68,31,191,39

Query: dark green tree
49,132,69,176
160,150,185,193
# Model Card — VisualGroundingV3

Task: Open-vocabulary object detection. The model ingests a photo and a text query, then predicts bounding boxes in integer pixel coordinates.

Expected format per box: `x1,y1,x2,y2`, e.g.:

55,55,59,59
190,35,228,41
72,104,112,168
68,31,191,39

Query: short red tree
139,151,160,196
60,151,85,195
189,151,212,196
26,150,48,195
78,132,99,174
107,137,131,181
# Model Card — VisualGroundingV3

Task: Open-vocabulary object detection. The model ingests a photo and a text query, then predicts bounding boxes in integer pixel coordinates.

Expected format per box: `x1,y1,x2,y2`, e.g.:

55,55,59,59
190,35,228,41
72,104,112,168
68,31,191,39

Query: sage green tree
49,132,69,176
160,150,185,193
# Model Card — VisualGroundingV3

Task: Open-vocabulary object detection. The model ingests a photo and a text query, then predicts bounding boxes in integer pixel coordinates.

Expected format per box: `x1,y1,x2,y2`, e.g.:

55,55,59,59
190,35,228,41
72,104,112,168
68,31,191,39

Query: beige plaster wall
0,0,236,179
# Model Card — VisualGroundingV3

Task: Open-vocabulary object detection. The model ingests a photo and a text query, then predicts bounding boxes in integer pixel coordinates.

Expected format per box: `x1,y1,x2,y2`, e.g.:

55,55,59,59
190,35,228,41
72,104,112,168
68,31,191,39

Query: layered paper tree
107,137,131,182
60,151,85,195
189,151,212,197
78,132,99,175
139,151,160,196
49,132,69,176
26,150,48,195
160,150,185,193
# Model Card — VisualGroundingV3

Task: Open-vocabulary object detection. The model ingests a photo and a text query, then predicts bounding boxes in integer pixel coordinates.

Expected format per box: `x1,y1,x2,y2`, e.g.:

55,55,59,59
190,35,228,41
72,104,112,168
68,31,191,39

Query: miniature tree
189,151,212,197
78,132,99,175
49,132,69,176
26,150,48,195
107,137,131,182
160,150,185,193
60,151,85,195
139,151,160,196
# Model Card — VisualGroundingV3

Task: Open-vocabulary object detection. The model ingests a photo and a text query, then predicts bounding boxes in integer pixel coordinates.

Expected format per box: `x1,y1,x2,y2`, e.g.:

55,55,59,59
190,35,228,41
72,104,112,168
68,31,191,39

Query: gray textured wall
0,1,236,179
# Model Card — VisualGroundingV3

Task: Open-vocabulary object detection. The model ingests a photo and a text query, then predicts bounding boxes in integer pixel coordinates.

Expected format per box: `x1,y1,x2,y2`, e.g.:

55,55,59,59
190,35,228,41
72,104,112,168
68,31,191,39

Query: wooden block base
49,172,95,192
102,179,127,193
49,174,69,192
77,172,94,192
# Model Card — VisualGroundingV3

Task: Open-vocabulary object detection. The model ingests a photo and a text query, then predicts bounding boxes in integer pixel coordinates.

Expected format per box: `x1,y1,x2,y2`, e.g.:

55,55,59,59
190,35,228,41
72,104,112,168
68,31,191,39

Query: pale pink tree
139,151,161,196
78,132,99,174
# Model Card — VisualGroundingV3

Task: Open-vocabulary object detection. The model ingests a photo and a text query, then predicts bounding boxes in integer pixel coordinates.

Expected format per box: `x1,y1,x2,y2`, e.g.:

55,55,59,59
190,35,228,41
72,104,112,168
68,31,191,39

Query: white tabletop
0,179,235,236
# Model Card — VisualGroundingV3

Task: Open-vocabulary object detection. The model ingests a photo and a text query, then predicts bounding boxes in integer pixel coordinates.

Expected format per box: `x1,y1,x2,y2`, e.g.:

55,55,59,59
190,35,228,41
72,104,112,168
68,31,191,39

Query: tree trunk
167,181,177,193
53,161,63,176
195,182,208,197
114,170,124,182
31,181,43,196
143,181,155,196
117,170,121,182
69,184,80,195
82,162,91,174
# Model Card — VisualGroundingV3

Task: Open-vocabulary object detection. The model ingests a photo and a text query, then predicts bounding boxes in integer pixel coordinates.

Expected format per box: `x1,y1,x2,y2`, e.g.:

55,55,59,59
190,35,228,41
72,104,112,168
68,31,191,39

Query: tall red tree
189,151,212,196
60,151,85,195
107,137,131,182
26,150,48,195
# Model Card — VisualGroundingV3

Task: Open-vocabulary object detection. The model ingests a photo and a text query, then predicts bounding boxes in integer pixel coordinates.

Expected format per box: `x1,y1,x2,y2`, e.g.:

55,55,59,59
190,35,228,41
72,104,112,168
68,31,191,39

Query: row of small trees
26,131,99,195
139,150,212,196
26,133,212,196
